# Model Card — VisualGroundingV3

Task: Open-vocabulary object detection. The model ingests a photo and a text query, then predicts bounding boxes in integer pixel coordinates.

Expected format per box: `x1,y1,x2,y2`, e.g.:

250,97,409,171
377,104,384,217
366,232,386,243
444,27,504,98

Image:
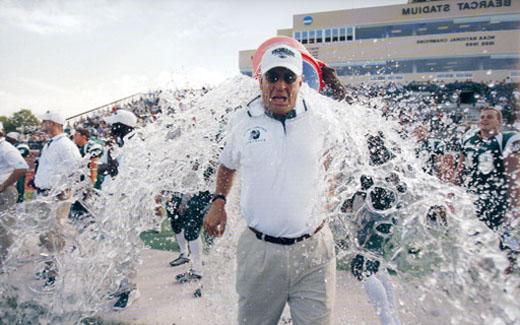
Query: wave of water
0,75,518,324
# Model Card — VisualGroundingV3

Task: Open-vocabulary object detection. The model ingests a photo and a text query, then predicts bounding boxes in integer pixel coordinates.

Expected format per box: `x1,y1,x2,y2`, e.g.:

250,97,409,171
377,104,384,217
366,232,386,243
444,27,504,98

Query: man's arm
203,164,236,237
0,168,27,193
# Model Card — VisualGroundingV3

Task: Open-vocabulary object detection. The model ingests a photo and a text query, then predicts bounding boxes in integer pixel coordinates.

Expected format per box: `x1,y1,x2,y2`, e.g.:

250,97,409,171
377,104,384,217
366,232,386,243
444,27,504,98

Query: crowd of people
0,37,519,324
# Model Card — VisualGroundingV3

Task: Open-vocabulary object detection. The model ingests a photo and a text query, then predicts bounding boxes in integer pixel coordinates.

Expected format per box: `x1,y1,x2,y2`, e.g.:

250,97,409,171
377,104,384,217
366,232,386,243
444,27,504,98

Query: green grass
139,218,179,252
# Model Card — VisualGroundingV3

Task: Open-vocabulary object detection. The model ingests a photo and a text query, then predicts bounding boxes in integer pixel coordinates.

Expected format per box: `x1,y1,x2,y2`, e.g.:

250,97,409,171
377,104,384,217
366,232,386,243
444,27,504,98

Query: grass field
139,218,179,252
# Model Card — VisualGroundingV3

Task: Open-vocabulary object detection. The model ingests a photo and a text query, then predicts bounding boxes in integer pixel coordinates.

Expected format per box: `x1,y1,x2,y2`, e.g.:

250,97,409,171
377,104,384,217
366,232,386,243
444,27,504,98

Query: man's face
260,67,302,115
479,110,501,132
73,133,88,146
41,120,53,134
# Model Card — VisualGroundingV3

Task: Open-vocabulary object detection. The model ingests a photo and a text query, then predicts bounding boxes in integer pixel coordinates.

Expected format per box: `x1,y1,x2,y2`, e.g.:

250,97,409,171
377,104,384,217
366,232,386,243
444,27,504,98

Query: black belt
37,188,51,196
249,221,326,246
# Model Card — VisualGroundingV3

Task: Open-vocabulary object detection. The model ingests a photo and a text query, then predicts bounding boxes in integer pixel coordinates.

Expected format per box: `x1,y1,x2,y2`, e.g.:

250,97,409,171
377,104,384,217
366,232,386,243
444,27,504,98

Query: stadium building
239,0,520,84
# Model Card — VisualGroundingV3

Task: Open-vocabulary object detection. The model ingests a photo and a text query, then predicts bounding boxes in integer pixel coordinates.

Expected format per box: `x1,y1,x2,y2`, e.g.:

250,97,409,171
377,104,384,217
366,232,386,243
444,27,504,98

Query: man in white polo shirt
0,121,29,267
204,43,336,325
34,111,81,285
35,111,81,194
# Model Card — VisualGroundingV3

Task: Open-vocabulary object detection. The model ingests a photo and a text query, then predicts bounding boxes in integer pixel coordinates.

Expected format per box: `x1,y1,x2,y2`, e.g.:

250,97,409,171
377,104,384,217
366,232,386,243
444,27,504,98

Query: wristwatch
211,193,226,204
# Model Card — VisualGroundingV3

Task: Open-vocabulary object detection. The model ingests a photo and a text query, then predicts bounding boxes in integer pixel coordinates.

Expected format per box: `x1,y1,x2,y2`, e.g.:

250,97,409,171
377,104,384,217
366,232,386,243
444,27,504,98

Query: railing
65,92,145,125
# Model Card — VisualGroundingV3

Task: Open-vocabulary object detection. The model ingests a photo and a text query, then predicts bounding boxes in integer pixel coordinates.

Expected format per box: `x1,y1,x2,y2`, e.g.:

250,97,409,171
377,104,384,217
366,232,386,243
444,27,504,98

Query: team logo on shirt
478,151,494,175
245,127,267,144
250,129,260,140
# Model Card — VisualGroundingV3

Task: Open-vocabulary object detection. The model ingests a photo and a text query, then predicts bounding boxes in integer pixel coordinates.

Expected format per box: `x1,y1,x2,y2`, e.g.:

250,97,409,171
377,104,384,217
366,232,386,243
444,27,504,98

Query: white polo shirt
0,138,29,185
34,133,82,190
219,96,329,238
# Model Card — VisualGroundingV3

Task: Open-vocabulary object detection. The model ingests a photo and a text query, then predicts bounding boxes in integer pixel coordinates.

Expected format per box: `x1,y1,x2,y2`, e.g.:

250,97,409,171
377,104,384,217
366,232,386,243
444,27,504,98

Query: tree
0,116,7,128
1,109,42,136
4,109,40,133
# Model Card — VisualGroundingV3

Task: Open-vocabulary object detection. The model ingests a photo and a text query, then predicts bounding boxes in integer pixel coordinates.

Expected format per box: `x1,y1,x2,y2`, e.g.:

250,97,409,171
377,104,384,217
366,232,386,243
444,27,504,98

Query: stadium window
339,28,346,41
392,24,414,37
332,28,339,42
335,66,350,76
487,21,520,31
416,26,428,34
294,31,301,42
356,26,387,40
346,27,353,41
386,60,413,74
316,30,323,43
483,57,520,70
302,31,308,44
325,29,331,42
416,57,485,73
309,30,315,44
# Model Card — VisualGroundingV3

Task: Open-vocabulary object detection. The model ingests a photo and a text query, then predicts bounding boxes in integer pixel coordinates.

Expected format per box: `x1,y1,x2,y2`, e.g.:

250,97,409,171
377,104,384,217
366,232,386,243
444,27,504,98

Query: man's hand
204,200,227,237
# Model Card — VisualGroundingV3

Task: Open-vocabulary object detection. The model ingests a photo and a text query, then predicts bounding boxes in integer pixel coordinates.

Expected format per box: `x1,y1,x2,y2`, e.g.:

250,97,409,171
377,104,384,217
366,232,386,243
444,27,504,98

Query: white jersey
219,96,329,238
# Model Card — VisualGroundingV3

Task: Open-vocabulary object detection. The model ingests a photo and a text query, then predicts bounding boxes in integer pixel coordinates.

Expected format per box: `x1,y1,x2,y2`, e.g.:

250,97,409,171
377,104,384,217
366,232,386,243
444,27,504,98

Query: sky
0,0,405,117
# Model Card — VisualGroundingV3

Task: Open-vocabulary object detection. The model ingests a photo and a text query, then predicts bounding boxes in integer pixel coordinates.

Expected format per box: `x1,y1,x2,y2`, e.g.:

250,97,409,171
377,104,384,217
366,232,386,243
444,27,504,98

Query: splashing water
0,75,518,324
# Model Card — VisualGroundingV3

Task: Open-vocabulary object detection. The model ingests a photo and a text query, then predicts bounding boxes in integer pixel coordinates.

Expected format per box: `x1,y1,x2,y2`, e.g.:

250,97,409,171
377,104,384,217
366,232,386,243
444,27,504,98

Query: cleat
113,289,140,310
175,269,202,284
169,254,190,267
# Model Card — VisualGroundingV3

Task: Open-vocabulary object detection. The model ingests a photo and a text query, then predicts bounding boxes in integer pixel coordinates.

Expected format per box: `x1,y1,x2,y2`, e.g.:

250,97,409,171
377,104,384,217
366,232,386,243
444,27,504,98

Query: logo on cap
271,47,295,59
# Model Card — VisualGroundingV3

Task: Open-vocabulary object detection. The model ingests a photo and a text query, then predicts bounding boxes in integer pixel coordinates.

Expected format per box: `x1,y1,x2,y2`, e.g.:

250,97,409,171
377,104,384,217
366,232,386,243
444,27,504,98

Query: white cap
105,110,137,128
40,110,66,125
260,44,302,76
6,132,20,141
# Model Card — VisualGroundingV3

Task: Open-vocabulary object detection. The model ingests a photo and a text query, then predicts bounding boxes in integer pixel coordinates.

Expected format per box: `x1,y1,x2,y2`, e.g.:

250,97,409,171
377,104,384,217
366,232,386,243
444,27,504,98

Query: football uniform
460,130,520,230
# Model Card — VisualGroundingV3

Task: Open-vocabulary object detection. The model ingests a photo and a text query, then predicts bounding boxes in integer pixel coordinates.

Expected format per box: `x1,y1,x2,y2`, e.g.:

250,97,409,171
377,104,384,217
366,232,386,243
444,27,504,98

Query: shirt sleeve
218,114,241,170
58,140,82,176
5,145,29,170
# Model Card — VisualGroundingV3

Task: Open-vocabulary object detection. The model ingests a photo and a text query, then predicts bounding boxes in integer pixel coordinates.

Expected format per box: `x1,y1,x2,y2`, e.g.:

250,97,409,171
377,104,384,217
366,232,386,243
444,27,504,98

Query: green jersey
461,129,520,229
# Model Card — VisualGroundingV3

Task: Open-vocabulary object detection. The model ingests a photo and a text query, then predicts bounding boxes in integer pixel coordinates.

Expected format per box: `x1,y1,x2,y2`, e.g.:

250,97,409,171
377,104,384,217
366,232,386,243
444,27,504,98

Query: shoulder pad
462,128,479,143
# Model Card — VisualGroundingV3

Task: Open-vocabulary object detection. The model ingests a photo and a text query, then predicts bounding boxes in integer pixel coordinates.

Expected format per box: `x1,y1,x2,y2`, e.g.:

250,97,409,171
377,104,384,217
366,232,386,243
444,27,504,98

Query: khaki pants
236,224,336,325
0,186,17,267
37,199,72,253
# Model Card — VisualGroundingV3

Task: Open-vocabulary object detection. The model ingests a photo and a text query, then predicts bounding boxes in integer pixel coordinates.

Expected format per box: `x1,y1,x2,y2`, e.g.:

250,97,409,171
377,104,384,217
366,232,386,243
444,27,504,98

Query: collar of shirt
44,133,67,149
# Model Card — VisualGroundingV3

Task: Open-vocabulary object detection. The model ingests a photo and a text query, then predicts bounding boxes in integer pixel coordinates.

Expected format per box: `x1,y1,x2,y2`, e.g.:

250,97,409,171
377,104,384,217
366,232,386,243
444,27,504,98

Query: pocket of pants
236,230,250,294
313,226,335,266
236,230,269,296
324,226,336,261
